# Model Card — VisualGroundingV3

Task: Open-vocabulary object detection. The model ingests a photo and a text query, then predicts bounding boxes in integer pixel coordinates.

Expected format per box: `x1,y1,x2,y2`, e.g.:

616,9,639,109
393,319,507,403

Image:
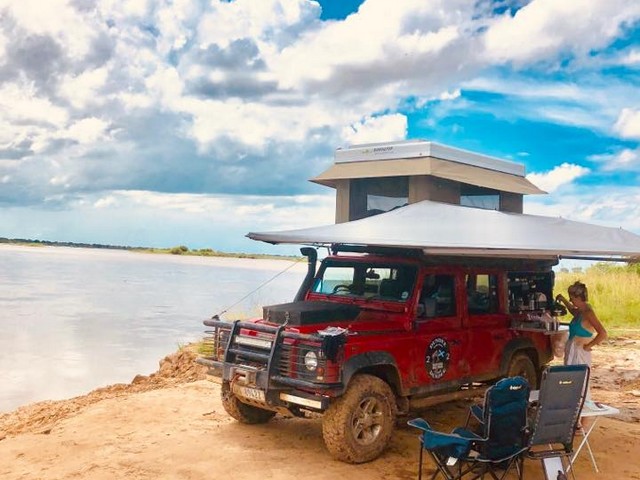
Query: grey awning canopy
247,200,640,261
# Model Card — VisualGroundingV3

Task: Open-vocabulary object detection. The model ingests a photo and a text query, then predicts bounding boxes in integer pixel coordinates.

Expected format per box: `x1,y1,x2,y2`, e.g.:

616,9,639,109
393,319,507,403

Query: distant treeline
137,245,301,261
0,237,300,261
0,237,132,250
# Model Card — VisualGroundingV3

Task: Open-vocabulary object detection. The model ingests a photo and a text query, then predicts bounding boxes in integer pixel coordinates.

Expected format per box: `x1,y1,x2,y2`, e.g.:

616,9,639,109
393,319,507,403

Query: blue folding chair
408,376,530,480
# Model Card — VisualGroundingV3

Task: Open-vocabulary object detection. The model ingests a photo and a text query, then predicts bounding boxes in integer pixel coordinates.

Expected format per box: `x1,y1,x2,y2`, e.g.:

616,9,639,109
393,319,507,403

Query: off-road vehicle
198,246,557,463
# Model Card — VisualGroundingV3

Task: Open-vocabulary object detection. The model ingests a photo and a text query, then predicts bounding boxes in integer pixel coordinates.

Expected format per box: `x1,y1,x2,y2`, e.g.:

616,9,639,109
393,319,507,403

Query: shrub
170,245,189,255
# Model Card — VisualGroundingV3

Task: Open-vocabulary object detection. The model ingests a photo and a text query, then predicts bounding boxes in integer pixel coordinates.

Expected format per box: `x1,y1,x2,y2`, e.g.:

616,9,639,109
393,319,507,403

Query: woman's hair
568,281,588,301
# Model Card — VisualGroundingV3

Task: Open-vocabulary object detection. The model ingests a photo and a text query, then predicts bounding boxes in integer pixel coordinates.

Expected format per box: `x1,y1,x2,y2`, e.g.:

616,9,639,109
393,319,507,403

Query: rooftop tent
247,200,640,261
311,156,544,196
311,140,545,195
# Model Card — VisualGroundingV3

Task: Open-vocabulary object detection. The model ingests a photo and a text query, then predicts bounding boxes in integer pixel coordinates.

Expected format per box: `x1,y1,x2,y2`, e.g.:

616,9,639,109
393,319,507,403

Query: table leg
568,418,599,473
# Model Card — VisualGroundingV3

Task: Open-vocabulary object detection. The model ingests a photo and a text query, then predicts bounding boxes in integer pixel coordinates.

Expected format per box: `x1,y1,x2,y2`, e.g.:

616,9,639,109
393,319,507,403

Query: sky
1,0,640,255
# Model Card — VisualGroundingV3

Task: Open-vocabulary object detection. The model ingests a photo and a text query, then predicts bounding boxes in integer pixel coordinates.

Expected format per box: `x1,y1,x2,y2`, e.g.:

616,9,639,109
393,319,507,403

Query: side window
466,274,499,315
376,267,414,301
419,274,456,318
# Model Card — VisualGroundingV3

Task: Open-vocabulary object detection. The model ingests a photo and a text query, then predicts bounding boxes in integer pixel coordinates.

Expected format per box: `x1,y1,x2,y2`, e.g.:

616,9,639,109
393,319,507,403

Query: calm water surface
0,245,305,412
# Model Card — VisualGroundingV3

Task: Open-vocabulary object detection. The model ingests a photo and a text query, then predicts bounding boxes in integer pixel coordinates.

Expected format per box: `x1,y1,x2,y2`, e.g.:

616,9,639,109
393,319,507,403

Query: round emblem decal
425,337,450,380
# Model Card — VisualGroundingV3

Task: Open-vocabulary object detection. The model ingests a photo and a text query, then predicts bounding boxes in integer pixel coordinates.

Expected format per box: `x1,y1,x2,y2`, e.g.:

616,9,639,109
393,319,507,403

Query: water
0,245,306,413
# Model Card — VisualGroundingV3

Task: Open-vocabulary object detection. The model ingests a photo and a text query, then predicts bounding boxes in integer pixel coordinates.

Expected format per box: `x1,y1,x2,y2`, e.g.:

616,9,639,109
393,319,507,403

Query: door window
466,274,499,314
419,274,456,317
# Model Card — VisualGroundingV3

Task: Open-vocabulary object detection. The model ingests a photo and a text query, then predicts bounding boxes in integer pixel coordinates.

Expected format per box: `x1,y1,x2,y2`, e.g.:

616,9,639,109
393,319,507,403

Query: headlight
304,351,318,371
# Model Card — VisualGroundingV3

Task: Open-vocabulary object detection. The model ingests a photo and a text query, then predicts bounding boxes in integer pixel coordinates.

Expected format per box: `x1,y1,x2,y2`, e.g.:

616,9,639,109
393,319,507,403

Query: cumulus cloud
526,163,590,193
614,108,640,139
87,189,336,245
0,0,639,249
483,0,640,66
619,49,640,67
341,114,407,145
63,118,110,144
526,186,640,232
59,67,109,109
590,148,640,172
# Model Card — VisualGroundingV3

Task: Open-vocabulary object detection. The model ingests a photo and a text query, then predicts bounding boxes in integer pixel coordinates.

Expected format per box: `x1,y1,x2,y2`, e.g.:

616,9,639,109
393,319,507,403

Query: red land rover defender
198,246,557,463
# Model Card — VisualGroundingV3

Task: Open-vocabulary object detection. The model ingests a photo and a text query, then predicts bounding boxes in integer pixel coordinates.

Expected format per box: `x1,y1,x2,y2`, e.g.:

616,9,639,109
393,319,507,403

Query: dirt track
1,339,640,479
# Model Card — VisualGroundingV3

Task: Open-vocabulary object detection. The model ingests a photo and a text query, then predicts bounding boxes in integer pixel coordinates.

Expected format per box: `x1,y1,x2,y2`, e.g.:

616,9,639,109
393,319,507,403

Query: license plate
233,384,266,402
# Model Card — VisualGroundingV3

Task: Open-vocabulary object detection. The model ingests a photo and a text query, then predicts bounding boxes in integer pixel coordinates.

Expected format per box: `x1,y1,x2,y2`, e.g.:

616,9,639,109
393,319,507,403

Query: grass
555,264,640,332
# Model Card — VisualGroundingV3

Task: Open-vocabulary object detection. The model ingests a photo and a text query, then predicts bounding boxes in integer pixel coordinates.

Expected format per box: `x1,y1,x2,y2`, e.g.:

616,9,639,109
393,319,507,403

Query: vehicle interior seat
379,279,402,299
423,297,437,317
435,285,454,315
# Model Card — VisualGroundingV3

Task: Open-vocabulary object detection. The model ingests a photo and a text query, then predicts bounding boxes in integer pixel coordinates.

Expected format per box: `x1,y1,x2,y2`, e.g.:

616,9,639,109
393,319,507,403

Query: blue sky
1,0,640,254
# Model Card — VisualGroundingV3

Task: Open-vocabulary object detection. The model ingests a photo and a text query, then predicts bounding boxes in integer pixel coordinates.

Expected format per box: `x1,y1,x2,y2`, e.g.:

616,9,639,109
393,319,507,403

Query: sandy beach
2,338,640,480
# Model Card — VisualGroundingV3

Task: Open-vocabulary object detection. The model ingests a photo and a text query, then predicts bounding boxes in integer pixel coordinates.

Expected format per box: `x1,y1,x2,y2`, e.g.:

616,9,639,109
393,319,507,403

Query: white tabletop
580,401,620,418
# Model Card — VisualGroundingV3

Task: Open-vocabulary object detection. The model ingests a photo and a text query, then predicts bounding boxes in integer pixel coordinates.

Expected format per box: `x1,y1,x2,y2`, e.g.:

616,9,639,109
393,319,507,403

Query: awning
311,158,545,195
247,200,640,261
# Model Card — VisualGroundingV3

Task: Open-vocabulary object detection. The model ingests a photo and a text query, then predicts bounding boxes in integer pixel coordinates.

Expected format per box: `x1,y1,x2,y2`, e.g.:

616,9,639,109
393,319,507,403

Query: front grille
201,318,331,383
278,342,293,376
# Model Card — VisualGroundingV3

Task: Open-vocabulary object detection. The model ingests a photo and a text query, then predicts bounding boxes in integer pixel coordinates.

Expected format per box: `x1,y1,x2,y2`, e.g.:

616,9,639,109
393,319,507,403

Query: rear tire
322,374,396,463
220,382,276,424
506,353,538,389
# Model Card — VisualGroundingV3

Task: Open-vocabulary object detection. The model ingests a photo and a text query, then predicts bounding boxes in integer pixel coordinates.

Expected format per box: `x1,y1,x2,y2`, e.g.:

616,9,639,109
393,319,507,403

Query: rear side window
466,273,499,314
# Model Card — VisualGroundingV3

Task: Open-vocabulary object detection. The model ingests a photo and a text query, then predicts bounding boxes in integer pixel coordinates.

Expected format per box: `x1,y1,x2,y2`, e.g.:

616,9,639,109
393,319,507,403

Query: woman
555,281,607,369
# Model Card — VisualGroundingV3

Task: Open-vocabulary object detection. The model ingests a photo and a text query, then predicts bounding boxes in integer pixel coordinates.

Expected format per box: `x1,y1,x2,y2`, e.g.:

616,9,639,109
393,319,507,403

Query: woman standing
555,281,607,369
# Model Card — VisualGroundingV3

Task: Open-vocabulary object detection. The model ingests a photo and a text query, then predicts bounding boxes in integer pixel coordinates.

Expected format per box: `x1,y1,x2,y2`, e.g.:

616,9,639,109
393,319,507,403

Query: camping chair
526,364,590,480
408,376,530,480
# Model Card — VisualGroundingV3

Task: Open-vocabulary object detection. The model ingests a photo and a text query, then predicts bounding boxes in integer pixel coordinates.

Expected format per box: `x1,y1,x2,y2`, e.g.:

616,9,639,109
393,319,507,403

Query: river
0,244,306,413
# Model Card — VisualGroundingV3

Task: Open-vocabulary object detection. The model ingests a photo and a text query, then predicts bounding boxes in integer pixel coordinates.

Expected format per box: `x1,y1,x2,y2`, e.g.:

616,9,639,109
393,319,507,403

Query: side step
409,385,488,411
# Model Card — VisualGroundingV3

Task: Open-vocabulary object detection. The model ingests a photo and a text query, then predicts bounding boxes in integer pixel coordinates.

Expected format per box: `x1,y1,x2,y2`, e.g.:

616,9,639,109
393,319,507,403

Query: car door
464,271,508,379
412,271,470,388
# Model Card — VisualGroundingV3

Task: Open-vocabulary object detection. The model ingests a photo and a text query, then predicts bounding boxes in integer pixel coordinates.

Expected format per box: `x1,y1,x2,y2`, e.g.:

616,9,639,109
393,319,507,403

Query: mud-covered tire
322,374,396,463
506,353,538,389
220,382,276,424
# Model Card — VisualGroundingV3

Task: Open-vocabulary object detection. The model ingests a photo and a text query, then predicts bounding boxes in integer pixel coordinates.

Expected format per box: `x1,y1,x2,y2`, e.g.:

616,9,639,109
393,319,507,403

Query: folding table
570,401,620,473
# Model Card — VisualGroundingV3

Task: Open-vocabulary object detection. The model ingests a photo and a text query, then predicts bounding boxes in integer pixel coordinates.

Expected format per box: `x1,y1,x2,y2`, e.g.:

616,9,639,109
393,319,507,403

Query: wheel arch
500,338,540,376
342,352,403,396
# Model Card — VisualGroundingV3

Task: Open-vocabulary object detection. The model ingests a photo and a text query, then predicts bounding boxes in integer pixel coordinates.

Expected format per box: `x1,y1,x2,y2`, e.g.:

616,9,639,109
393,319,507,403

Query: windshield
312,260,417,302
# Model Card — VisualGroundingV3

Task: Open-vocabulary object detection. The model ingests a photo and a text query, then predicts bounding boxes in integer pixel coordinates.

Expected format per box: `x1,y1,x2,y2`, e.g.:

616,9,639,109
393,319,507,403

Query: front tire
506,353,538,389
220,382,276,424
322,374,396,463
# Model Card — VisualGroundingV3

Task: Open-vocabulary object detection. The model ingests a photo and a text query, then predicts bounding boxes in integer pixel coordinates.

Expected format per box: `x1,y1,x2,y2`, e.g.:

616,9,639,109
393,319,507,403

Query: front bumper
197,355,340,412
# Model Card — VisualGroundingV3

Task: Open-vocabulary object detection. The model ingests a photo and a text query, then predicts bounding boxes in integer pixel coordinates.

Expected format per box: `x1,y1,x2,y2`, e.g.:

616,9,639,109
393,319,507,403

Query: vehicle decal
425,337,450,380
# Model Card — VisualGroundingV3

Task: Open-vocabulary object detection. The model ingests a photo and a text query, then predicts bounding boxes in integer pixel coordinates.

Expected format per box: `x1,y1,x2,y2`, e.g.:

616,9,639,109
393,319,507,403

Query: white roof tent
311,140,545,196
247,200,640,262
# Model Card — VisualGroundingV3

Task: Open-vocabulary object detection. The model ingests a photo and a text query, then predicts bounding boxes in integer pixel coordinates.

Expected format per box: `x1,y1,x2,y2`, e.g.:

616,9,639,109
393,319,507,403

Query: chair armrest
452,427,484,441
407,418,432,432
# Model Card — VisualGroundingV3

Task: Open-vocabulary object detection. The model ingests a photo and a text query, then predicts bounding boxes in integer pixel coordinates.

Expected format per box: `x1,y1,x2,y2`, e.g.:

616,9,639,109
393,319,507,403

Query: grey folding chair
526,364,590,480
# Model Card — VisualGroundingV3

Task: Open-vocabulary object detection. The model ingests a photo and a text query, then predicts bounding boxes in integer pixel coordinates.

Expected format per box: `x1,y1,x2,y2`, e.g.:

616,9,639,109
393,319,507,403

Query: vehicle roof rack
330,244,423,257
